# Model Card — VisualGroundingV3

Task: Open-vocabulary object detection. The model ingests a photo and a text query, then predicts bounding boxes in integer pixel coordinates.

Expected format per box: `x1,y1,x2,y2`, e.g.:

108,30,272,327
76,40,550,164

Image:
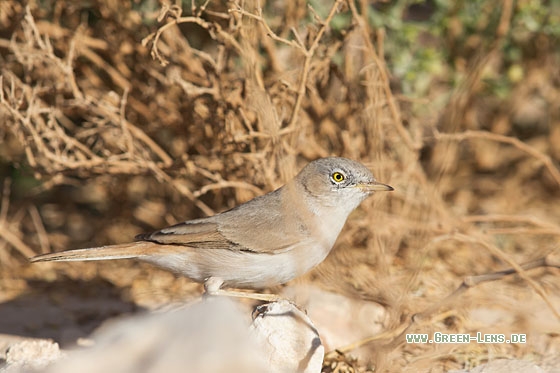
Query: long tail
29,242,154,263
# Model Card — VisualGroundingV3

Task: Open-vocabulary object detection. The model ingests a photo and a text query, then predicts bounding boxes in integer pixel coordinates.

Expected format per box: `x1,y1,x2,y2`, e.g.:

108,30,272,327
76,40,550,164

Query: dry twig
435,130,560,188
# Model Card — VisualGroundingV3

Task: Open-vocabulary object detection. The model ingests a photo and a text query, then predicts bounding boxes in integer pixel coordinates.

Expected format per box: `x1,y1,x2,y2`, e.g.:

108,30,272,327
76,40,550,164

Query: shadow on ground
0,277,140,346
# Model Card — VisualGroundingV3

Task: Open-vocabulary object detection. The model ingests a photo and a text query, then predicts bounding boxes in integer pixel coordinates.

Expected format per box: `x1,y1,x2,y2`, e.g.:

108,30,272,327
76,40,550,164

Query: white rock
25,297,324,373
251,300,324,373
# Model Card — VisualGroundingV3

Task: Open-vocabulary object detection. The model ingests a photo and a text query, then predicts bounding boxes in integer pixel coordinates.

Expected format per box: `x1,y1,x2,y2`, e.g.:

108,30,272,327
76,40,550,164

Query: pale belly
140,242,332,289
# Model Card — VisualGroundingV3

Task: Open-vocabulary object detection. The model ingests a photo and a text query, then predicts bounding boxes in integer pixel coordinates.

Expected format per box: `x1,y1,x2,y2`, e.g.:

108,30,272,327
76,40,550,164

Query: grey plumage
30,157,393,291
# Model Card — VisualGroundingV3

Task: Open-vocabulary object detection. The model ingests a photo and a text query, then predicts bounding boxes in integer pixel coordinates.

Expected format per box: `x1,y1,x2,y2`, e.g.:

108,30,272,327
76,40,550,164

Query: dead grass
0,0,559,371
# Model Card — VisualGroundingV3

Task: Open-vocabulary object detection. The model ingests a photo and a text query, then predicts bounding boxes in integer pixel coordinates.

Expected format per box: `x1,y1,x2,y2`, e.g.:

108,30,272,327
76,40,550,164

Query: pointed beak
359,181,394,193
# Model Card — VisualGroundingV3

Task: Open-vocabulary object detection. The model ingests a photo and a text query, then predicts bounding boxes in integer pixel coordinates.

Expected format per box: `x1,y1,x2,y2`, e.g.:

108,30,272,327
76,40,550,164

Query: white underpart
142,240,330,289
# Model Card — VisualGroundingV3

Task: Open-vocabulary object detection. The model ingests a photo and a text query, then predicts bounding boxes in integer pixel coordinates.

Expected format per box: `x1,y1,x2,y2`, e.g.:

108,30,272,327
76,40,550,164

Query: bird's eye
331,172,345,183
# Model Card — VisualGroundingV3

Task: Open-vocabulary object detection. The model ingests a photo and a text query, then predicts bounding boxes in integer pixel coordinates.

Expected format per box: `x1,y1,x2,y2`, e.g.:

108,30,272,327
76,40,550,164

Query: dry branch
435,130,560,188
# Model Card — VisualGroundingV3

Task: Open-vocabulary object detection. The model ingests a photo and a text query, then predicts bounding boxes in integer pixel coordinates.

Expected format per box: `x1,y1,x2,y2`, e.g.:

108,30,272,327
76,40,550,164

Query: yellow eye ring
332,172,345,183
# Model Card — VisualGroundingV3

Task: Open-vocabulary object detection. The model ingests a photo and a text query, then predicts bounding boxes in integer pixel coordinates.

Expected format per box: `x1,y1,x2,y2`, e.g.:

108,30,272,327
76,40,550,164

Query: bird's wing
136,219,236,250
136,216,303,253
137,186,312,254
211,187,312,254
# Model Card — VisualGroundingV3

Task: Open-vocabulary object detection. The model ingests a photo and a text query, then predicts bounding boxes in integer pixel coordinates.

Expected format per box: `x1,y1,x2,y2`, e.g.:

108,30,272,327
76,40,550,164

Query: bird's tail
29,242,153,263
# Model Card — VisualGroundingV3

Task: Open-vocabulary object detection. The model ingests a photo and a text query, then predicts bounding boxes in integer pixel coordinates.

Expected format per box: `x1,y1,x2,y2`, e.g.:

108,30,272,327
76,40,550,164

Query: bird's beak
359,181,394,193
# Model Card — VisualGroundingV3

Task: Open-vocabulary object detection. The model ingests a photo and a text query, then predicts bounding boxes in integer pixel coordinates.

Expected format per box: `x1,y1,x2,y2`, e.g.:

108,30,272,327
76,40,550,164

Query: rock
2,339,61,372
251,300,324,373
16,297,324,373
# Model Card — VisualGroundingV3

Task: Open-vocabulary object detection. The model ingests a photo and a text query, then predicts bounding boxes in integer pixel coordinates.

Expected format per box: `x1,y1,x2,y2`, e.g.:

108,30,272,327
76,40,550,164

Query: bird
30,157,393,300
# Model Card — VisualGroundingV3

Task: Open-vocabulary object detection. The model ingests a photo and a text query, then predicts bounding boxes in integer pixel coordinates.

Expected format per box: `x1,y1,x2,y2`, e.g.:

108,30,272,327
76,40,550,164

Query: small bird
30,157,393,300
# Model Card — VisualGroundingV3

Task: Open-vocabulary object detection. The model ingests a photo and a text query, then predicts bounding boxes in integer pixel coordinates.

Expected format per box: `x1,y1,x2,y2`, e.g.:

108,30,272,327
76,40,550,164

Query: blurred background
0,0,559,371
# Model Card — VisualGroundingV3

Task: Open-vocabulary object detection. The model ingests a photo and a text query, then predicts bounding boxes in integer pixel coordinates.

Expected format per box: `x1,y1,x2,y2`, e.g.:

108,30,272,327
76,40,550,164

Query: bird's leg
203,277,280,302
210,289,280,302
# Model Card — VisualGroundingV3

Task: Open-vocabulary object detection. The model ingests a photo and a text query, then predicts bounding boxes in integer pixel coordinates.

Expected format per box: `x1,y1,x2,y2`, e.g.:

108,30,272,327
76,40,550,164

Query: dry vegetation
0,0,559,371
